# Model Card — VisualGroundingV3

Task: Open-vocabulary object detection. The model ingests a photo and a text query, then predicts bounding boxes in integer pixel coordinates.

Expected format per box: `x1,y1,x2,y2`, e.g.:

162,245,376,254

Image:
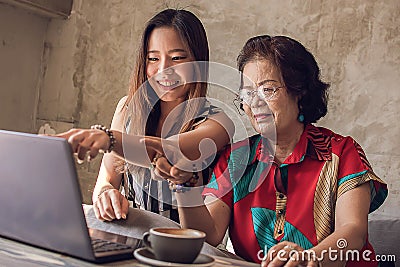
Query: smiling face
146,27,195,103
242,59,300,138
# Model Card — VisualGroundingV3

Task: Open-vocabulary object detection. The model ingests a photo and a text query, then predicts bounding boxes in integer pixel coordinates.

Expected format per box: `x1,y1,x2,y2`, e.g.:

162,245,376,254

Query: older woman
145,35,388,266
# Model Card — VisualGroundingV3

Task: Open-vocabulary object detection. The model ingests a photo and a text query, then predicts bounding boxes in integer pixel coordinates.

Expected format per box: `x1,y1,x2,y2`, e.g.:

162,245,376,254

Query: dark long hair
125,9,209,135
237,35,329,124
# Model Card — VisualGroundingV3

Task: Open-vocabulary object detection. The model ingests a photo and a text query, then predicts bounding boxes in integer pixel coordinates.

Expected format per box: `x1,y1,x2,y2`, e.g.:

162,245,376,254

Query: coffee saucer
134,247,215,267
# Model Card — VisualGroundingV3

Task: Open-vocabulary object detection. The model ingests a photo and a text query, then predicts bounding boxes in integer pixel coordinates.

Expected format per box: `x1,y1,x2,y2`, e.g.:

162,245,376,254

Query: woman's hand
141,136,200,184
262,241,320,267
93,188,129,221
56,128,110,161
152,154,195,184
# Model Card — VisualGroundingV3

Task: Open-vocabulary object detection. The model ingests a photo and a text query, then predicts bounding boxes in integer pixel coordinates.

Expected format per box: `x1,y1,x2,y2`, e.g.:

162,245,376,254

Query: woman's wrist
168,172,199,193
174,186,205,207
90,124,116,153
168,164,200,193
93,185,114,202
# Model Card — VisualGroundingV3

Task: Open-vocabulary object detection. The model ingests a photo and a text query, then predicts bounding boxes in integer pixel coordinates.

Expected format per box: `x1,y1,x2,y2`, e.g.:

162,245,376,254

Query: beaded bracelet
90,124,116,153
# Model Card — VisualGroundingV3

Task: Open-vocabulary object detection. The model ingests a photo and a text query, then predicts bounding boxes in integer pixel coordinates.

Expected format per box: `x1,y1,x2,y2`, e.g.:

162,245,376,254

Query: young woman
57,9,234,223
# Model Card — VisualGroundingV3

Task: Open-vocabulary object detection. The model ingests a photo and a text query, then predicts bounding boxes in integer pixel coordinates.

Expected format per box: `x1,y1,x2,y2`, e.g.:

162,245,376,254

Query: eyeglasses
238,85,283,104
232,85,283,116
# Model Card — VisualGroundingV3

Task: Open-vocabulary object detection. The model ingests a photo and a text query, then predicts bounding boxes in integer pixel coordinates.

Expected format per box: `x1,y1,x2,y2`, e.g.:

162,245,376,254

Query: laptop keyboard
91,238,135,253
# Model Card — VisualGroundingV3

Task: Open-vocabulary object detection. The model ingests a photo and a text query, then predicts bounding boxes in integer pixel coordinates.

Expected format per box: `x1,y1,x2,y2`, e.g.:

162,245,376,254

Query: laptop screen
0,130,96,260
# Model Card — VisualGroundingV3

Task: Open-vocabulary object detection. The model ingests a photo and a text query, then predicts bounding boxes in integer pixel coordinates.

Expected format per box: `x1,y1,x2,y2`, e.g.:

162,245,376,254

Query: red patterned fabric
203,124,388,266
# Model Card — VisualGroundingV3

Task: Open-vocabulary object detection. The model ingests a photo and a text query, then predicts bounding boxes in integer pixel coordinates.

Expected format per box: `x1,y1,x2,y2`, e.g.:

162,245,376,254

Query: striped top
203,124,388,265
122,100,222,222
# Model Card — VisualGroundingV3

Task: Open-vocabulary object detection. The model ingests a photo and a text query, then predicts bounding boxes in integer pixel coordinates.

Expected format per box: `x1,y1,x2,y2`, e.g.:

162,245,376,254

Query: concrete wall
0,0,399,217
0,3,48,132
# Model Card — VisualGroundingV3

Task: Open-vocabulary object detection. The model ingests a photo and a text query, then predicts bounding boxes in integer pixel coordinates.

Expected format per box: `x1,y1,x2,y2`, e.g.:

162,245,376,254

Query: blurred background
0,0,398,220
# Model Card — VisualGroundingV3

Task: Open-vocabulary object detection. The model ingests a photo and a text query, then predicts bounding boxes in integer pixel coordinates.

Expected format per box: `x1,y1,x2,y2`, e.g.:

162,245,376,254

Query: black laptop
0,130,142,263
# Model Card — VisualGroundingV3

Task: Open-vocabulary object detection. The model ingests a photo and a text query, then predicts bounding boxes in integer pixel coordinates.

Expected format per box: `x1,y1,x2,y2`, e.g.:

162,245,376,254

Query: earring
298,114,305,123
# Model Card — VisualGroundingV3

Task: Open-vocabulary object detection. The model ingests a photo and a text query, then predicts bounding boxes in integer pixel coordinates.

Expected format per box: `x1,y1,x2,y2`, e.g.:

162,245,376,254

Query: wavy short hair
237,35,329,124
